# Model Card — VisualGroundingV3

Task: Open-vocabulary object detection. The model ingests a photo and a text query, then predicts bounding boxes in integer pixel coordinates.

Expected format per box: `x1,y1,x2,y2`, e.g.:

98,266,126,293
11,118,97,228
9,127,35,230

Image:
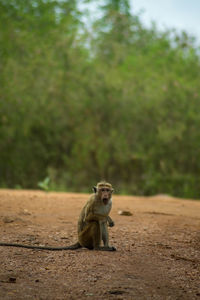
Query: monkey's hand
108,220,115,227
107,216,115,227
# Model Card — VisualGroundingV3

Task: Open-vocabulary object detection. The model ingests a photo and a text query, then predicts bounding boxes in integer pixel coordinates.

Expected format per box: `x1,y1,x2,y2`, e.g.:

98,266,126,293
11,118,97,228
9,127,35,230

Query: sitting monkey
76,181,116,251
0,181,116,251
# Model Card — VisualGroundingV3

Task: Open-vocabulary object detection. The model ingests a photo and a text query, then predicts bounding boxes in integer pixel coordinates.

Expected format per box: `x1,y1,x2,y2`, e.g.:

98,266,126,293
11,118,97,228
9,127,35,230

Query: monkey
0,181,116,251
76,181,116,251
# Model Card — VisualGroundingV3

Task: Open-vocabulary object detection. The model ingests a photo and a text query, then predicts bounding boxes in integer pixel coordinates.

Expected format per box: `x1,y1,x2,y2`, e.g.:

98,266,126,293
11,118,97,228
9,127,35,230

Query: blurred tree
0,0,200,198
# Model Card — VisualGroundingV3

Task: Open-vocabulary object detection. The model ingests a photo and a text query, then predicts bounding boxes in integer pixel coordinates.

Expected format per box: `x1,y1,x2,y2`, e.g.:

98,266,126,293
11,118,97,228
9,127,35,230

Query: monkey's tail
0,242,82,251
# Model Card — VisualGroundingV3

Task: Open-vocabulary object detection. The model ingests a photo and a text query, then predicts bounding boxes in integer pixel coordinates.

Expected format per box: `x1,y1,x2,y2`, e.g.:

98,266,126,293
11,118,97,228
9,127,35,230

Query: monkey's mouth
103,198,109,205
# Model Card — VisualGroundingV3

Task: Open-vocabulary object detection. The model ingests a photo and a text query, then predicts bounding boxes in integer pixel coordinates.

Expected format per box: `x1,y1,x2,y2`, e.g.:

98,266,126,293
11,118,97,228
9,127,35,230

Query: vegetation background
0,0,200,198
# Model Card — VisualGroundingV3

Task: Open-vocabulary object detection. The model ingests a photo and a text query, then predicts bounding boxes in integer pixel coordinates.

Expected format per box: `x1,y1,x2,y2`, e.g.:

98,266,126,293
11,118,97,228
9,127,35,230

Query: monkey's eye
100,188,110,192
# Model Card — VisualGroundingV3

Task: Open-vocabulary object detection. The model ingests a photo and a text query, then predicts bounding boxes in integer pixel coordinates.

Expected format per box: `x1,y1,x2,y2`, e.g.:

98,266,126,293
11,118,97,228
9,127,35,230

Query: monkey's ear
111,188,114,193
93,186,97,193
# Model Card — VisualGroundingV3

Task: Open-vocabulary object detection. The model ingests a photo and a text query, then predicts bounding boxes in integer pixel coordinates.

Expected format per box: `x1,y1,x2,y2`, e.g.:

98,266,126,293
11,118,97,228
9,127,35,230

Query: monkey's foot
108,246,116,251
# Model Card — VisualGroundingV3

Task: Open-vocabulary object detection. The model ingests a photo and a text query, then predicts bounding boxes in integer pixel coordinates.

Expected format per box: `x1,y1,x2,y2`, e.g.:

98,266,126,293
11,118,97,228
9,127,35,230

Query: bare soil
0,190,199,300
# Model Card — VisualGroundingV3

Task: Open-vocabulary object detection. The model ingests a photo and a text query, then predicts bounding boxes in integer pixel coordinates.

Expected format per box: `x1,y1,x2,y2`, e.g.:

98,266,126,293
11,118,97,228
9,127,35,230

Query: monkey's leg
78,222,116,251
101,222,116,251
92,222,116,251
92,221,102,249
78,222,101,249
102,222,109,247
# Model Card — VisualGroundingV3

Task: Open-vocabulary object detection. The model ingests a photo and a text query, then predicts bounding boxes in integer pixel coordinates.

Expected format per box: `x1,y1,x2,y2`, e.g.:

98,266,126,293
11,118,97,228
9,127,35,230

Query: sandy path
0,190,199,299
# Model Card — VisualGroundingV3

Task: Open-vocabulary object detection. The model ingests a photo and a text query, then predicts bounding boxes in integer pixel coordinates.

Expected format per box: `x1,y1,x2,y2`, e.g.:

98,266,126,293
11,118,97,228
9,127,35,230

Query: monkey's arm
85,212,107,223
83,198,107,223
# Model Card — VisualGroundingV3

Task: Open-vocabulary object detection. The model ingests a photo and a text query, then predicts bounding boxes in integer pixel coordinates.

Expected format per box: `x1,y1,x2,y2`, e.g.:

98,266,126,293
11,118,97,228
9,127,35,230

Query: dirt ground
0,190,199,300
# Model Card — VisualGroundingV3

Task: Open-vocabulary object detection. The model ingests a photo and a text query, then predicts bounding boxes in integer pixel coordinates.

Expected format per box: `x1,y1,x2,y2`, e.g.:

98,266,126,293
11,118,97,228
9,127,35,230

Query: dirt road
0,190,199,299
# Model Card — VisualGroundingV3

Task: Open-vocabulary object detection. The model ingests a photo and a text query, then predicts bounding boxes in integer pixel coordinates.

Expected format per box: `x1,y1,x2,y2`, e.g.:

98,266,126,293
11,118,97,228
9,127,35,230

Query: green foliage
38,177,50,192
0,0,200,199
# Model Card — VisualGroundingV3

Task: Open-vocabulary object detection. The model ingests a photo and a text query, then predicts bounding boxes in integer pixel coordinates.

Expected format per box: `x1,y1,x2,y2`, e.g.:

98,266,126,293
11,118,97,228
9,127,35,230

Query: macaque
77,181,116,251
0,181,116,251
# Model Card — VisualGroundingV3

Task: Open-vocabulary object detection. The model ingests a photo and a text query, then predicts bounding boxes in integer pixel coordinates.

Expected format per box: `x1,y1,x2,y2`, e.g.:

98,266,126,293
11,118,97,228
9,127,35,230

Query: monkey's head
93,181,114,205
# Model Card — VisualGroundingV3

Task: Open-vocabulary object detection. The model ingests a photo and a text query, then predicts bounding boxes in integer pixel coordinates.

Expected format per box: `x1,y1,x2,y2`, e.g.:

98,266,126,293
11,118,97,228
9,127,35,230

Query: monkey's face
93,182,114,205
98,187,113,205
